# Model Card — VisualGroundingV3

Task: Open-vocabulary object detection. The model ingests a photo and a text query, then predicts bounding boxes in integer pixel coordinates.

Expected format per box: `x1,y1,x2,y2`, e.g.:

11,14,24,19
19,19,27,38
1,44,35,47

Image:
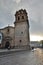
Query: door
5,41,10,48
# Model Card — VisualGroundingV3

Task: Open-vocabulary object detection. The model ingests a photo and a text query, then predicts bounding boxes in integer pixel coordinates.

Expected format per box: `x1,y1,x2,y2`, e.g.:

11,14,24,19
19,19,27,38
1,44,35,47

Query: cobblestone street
0,48,43,65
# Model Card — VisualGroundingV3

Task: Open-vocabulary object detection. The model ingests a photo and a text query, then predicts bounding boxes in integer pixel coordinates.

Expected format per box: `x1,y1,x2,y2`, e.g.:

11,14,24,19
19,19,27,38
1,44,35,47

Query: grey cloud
13,0,21,4
30,18,43,36
0,0,43,36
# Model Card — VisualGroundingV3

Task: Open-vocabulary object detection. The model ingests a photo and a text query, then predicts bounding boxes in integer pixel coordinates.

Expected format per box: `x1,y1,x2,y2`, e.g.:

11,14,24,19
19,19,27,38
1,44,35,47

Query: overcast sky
0,0,43,40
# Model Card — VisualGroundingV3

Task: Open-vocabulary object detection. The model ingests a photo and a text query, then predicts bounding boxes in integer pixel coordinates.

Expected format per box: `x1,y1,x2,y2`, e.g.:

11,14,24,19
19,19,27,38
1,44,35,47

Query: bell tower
15,9,28,23
14,9,30,49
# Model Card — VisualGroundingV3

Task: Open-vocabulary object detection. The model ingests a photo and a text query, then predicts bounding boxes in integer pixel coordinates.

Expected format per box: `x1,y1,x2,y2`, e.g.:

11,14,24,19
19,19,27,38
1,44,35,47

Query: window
22,16,24,19
8,28,9,32
19,40,22,43
18,16,20,20
7,28,10,34
21,32,23,34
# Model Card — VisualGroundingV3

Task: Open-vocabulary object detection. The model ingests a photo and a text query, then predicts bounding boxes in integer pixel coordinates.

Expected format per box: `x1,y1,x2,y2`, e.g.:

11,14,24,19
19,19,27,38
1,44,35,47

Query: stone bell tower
14,9,30,49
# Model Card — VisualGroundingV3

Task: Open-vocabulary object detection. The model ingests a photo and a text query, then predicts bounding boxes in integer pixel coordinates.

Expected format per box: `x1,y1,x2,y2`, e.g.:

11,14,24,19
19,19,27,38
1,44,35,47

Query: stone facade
0,9,30,49
0,26,15,48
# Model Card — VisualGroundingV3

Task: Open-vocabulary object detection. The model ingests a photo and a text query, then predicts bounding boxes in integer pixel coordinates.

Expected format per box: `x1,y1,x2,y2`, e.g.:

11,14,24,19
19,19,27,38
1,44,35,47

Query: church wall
14,21,30,47
0,27,15,48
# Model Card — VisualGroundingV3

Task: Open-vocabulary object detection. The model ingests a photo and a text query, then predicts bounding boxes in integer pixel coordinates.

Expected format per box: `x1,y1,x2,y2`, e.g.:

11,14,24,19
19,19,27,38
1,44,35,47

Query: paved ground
0,48,43,65
0,48,25,52
0,48,29,55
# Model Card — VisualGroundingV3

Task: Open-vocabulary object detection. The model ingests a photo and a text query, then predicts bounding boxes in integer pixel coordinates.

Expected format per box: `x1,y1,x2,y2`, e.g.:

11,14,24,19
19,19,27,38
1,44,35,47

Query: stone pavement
0,48,29,55
0,48,43,65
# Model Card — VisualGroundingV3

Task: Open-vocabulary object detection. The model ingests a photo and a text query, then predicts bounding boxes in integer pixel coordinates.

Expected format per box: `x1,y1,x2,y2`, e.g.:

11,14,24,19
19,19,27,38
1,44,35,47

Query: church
0,9,30,49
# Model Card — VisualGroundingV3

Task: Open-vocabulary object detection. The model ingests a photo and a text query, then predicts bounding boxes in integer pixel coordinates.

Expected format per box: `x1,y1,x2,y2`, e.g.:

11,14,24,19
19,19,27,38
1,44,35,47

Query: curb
0,49,30,56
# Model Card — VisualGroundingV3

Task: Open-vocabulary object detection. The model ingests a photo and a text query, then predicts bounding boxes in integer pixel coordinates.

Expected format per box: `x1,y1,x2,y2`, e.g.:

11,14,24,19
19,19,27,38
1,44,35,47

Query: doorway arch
5,41,10,48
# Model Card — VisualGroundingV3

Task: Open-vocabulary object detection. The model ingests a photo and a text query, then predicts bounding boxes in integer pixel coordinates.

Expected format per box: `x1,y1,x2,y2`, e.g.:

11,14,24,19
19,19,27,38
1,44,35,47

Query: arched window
19,40,22,43
21,32,23,34
22,16,24,19
18,16,20,20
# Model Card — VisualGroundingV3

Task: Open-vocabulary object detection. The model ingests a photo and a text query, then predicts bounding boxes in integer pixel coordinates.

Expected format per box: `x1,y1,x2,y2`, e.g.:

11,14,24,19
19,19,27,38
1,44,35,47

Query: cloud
0,0,43,37
13,0,21,4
